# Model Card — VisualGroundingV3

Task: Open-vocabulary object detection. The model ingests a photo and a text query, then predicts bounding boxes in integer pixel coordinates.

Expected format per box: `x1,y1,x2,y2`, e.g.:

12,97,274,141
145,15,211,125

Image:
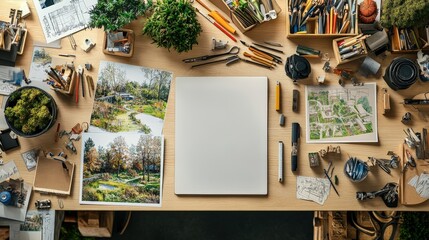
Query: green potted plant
4,86,58,138
143,0,202,53
88,0,153,57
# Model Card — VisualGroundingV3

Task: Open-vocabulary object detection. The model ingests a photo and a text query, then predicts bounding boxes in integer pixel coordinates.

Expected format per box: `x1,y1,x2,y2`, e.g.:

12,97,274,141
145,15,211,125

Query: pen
291,122,300,172
279,141,284,182
55,123,60,142
276,81,281,111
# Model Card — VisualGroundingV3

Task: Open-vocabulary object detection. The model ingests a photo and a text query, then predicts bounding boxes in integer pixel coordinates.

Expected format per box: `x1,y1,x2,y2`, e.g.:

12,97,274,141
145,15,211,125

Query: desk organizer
102,29,134,57
209,0,281,33
286,0,358,38
390,26,429,53
332,36,367,65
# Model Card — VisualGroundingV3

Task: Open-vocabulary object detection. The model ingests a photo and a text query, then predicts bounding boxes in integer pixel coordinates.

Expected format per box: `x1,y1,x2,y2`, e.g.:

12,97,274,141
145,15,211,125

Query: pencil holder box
50,70,77,95
102,29,134,57
286,0,358,38
209,0,282,33
390,26,429,53
332,36,367,65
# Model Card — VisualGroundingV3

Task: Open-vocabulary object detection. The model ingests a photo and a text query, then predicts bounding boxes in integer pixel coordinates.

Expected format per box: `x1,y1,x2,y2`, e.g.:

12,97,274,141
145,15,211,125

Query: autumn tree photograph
80,132,162,206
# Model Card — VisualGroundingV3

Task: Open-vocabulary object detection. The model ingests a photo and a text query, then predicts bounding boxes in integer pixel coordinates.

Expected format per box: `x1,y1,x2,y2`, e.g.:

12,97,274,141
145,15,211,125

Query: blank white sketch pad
175,76,268,195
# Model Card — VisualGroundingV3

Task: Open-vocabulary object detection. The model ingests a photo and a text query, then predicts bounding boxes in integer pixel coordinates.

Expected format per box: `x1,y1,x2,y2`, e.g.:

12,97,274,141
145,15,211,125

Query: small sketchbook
33,154,74,195
175,76,268,195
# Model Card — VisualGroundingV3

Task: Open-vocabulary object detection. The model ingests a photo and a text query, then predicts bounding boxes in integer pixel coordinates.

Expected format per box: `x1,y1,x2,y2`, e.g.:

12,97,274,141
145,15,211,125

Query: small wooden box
209,0,281,33
78,211,114,238
332,37,367,65
391,26,429,53
50,69,77,95
286,0,358,38
102,29,134,57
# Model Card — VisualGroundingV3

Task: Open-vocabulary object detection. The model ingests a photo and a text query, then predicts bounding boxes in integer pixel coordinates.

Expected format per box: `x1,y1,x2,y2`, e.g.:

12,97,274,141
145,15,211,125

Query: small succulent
89,0,153,32
143,0,202,53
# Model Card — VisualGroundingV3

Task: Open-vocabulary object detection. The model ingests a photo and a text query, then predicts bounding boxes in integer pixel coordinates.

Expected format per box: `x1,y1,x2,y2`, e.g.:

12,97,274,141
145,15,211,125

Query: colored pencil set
289,0,357,34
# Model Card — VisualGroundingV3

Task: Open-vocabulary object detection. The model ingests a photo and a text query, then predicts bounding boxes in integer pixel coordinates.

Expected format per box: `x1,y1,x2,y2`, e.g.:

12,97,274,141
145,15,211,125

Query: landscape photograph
90,61,172,135
80,132,162,206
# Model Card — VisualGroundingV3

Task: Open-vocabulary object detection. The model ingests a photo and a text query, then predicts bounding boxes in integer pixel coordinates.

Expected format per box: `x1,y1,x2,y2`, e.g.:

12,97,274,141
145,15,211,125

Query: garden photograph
90,61,172,135
80,132,162,206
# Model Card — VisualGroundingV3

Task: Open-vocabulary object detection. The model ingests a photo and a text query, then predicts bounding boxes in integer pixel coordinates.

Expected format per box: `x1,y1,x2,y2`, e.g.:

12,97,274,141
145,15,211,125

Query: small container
333,37,368,65
344,157,369,182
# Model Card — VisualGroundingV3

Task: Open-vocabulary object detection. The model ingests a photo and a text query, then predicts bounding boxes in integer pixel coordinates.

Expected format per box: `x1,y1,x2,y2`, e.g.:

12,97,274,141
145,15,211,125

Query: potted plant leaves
88,0,152,57
4,86,58,138
143,0,202,53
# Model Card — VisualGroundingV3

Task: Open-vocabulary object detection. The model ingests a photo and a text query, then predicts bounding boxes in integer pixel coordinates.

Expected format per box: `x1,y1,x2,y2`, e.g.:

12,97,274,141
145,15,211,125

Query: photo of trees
90,61,172,135
80,132,162,206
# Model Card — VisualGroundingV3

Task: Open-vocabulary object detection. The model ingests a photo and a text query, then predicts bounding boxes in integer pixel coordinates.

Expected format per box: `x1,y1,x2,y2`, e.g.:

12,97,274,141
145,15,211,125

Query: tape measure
0,191,12,206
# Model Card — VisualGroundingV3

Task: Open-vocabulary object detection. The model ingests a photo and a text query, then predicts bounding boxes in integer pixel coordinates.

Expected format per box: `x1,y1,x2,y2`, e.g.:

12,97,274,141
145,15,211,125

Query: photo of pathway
90,61,172,135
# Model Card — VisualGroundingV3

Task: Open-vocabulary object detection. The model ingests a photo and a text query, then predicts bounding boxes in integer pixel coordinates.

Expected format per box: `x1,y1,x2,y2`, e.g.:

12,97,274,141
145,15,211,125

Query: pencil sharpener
81,38,96,52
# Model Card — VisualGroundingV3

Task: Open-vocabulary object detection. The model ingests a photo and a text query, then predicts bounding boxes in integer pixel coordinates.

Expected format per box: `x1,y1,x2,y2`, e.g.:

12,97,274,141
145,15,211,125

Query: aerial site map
305,83,377,143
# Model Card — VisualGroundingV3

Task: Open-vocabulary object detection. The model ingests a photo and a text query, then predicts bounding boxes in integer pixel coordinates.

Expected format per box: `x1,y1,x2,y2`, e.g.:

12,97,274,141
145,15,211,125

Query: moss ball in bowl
4,86,58,137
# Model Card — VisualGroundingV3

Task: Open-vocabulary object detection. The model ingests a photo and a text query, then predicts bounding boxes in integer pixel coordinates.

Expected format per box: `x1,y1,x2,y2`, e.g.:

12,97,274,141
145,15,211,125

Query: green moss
381,0,429,28
5,88,52,134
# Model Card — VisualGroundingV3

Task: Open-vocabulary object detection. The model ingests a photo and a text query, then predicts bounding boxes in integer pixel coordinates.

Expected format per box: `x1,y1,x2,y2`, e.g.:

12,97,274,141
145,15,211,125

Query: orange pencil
333,12,337,33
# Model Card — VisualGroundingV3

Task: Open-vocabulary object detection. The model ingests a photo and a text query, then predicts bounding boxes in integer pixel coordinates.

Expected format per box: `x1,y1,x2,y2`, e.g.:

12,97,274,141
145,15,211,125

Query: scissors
182,46,240,63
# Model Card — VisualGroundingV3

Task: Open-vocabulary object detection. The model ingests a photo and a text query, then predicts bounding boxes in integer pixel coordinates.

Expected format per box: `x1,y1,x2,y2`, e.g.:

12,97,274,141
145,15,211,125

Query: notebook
175,76,268,195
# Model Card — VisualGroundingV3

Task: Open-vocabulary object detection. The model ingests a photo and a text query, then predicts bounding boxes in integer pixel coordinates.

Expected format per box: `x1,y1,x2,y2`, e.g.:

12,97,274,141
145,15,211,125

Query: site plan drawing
296,176,330,205
305,83,377,143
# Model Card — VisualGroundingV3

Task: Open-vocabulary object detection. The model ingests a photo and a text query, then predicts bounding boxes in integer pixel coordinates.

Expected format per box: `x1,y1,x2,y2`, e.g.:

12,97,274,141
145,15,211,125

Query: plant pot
4,86,58,138
102,29,134,57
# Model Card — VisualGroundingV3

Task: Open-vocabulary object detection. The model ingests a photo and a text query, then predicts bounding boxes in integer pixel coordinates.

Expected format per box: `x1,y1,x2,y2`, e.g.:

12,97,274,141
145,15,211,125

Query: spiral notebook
175,76,268,195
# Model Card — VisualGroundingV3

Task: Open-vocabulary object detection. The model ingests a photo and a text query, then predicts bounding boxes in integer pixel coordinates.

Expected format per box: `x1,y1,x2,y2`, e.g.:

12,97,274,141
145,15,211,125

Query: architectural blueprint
305,83,377,143
33,0,97,43
296,176,331,205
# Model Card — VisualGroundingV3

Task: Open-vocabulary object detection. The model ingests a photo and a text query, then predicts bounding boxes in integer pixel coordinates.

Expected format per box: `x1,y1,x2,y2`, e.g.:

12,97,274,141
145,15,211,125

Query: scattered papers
408,173,429,199
297,176,331,205
0,160,20,183
20,211,43,240
0,66,23,95
32,0,97,43
20,210,55,240
0,182,32,222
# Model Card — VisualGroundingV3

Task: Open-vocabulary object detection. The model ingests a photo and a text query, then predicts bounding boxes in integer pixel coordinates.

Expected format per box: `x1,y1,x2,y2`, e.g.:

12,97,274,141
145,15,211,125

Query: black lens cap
383,57,418,91
285,54,311,82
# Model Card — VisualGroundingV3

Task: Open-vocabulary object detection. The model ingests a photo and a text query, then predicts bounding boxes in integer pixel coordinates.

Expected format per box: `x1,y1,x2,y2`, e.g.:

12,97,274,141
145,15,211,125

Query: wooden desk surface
2,0,429,211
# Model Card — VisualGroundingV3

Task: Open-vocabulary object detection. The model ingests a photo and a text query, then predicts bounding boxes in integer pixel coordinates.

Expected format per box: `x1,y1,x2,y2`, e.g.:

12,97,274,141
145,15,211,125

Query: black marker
291,122,300,171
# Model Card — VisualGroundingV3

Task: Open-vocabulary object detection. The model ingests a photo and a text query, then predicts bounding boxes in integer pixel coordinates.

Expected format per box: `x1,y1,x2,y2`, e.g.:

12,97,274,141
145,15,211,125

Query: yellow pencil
276,81,281,111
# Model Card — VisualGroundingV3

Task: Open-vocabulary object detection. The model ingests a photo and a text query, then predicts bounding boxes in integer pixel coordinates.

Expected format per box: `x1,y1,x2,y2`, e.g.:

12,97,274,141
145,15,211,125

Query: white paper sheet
296,176,331,205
